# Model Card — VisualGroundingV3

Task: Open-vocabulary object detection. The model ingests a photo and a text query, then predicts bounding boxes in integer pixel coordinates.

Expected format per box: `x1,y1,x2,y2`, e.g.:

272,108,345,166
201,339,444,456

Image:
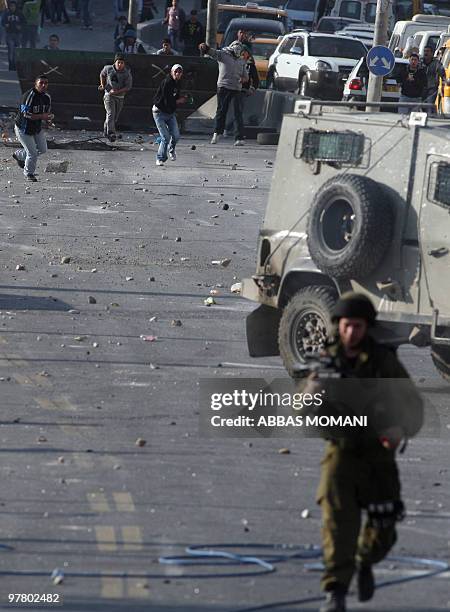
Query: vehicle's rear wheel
278,285,338,375
431,344,450,382
298,73,312,97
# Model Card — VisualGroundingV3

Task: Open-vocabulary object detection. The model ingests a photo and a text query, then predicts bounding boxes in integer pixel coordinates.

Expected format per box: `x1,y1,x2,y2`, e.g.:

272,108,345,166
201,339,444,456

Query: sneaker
210,133,220,144
156,160,164,166
357,564,374,602
169,151,176,161
234,140,244,146
12,152,25,169
26,174,37,182
223,129,229,137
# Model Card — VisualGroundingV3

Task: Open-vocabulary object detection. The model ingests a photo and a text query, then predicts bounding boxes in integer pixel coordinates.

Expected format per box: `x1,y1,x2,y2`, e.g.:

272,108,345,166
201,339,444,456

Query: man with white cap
198,40,248,146
152,63,187,166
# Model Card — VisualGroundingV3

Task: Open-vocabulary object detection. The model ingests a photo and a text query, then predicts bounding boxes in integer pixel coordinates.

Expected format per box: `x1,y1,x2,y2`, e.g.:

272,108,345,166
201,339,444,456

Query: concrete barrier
186,89,299,135
15,49,218,131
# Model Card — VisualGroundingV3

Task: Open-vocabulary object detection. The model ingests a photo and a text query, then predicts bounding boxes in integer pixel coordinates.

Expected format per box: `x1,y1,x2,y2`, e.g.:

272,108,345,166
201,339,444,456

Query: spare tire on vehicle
307,174,394,279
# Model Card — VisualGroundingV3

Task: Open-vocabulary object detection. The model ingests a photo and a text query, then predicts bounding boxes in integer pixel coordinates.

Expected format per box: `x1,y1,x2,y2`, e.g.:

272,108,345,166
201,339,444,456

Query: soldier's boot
319,586,347,612
357,563,375,602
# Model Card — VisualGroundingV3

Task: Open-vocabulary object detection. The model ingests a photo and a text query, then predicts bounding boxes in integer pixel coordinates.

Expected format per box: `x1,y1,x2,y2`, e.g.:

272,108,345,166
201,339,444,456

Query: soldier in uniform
303,293,423,612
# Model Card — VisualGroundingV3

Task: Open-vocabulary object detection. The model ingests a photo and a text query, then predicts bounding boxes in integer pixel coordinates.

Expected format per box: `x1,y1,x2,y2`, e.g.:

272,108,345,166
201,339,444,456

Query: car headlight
315,60,332,70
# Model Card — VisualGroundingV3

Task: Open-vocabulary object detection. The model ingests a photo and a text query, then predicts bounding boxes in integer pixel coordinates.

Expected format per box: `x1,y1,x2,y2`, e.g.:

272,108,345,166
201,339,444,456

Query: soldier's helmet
331,292,377,326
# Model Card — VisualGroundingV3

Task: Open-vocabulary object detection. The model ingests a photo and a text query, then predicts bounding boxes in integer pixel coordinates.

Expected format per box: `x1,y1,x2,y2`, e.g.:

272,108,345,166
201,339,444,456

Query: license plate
384,85,399,92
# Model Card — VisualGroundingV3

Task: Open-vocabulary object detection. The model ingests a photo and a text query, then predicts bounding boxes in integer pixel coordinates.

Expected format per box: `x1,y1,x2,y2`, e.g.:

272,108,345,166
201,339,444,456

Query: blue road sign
366,45,395,77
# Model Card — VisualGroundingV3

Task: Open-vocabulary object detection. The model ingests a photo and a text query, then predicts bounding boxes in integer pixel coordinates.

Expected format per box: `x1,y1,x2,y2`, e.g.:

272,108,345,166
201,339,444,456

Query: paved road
0,132,449,611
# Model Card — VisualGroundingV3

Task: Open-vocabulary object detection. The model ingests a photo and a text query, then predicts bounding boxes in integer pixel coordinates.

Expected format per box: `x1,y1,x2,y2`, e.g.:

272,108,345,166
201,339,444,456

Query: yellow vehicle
251,37,279,87
217,2,288,46
437,38,450,114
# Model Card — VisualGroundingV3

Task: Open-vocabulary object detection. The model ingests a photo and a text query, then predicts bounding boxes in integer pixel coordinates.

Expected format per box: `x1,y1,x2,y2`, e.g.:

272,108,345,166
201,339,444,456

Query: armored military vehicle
242,102,450,380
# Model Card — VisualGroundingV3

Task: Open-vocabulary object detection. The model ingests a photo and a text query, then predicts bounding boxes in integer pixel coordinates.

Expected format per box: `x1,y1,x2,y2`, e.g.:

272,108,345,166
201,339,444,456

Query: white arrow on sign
369,56,380,66
381,57,391,68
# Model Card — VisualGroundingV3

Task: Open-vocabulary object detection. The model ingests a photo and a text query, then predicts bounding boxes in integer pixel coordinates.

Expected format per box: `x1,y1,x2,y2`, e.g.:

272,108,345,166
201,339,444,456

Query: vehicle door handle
286,61,290,64
428,247,449,257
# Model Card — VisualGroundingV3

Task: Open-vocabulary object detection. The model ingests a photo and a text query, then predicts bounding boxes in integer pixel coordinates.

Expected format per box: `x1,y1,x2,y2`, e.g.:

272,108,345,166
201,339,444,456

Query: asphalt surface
0,129,448,612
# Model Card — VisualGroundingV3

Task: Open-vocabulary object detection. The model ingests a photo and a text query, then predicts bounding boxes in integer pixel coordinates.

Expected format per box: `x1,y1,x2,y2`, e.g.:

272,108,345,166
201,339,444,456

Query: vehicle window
286,0,317,11
365,3,376,23
251,41,278,58
356,59,369,77
428,162,450,208
291,37,304,53
279,36,296,53
338,1,362,20
309,36,366,59
428,36,440,52
395,0,413,20
218,8,286,31
414,34,423,46
218,10,242,31
223,24,283,46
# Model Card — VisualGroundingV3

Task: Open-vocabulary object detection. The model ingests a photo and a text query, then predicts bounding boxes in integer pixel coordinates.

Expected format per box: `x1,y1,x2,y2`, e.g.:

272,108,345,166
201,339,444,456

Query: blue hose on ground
158,544,449,612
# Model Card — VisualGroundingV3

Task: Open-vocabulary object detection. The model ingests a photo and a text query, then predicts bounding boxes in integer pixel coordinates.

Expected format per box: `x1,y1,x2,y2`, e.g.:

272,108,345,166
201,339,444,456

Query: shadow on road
0,294,71,311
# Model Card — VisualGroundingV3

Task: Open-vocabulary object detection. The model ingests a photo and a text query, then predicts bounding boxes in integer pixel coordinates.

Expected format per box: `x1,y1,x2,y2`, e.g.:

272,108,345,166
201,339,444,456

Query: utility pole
366,0,390,111
206,0,218,49
128,0,139,29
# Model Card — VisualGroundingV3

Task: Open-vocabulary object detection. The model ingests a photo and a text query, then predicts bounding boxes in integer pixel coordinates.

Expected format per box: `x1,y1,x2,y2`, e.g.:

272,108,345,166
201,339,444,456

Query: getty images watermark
199,378,443,439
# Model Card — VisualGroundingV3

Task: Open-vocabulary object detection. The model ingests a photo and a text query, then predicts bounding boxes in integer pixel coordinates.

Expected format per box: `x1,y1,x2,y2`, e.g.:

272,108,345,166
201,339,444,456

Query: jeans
81,0,91,26
6,32,21,70
398,94,422,115
104,95,124,135
152,110,179,162
22,25,38,48
225,90,248,133
214,87,244,141
14,125,47,176
168,27,178,50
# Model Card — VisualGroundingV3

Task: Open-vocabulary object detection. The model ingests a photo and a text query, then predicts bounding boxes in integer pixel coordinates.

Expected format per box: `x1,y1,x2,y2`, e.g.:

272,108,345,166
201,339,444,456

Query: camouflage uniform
316,336,423,594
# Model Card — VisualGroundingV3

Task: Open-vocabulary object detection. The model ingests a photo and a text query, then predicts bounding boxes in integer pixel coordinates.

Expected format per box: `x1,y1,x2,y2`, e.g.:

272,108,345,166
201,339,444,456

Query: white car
267,31,367,98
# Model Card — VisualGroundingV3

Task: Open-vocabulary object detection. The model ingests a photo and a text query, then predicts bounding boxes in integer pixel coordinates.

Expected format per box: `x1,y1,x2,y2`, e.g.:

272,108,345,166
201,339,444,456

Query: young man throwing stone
152,63,187,166
99,53,133,142
13,74,53,182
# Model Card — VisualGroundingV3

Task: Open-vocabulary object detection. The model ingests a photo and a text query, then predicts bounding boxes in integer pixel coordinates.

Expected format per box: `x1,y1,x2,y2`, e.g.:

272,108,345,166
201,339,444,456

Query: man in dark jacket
13,74,53,182
180,9,203,56
398,53,427,114
1,0,25,70
152,63,187,166
422,45,445,109
298,293,423,612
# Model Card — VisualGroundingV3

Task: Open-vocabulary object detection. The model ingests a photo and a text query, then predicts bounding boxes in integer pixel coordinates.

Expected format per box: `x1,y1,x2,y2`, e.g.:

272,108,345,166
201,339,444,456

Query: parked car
222,16,285,47
335,23,375,47
284,0,317,30
330,0,395,31
411,29,442,54
342,56,408,109
267,31,366,97
389,14,450,55
315,16,363,32
217,2,288,45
